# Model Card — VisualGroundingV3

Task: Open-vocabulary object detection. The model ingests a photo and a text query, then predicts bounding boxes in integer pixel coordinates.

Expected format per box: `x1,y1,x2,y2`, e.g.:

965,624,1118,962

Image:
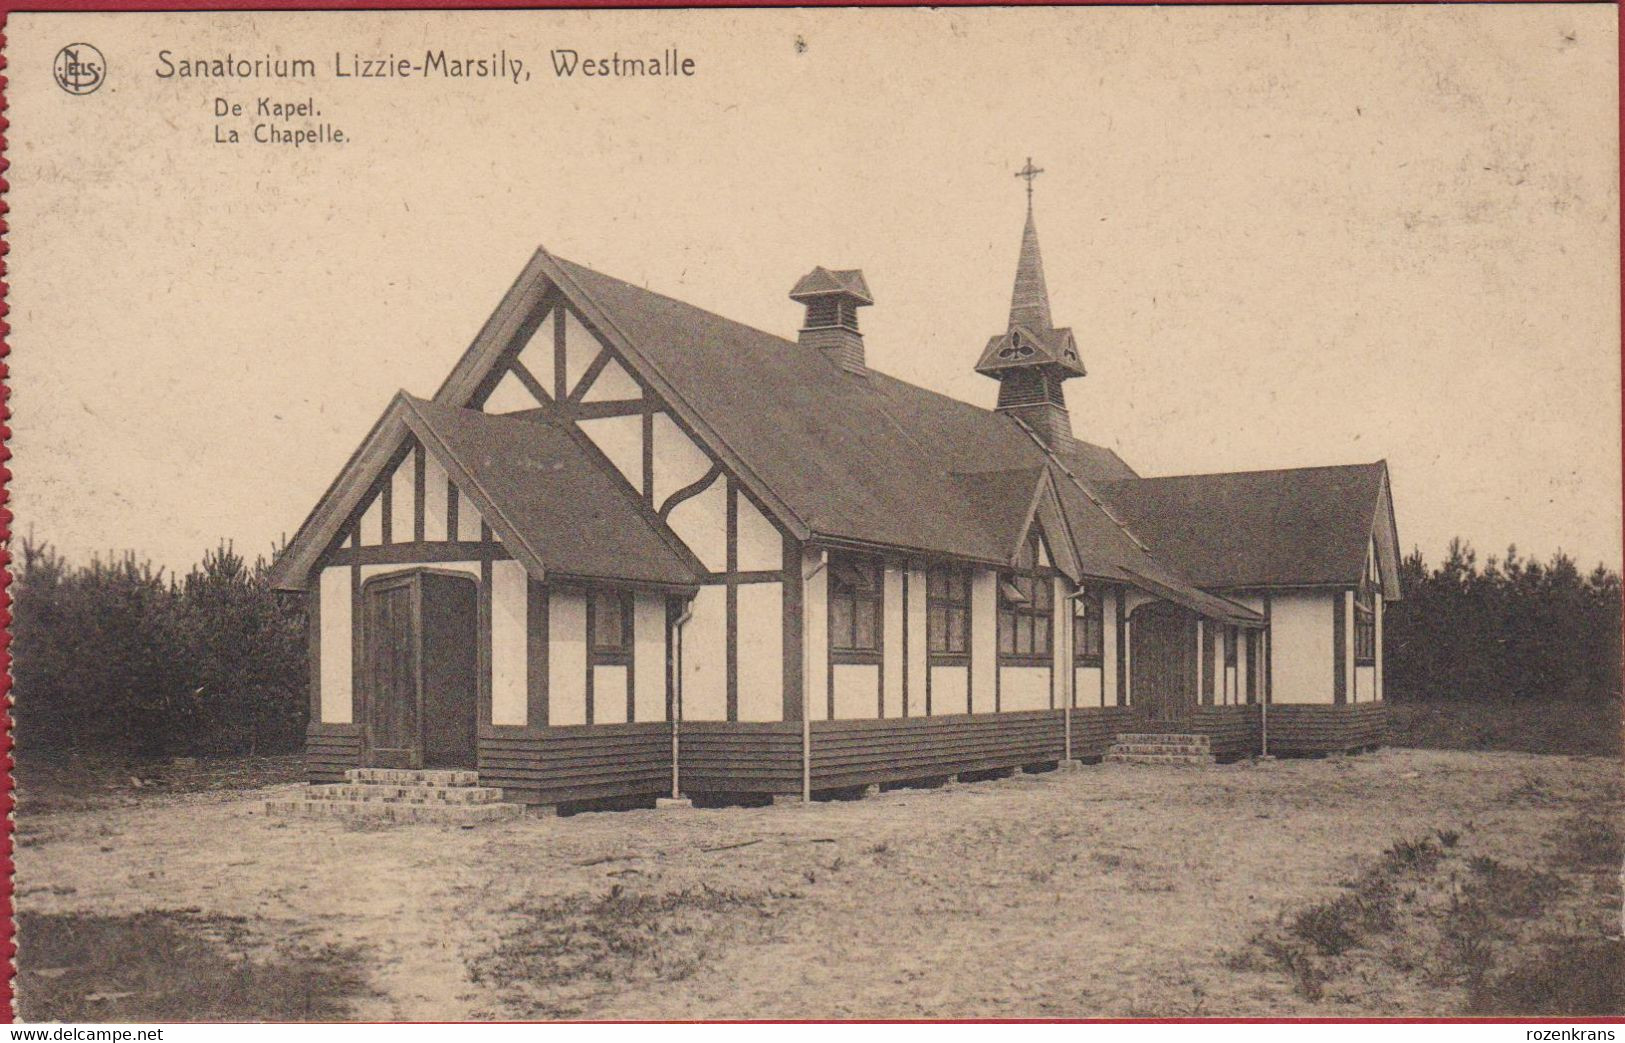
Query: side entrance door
1130,601,1197,726
362,570,480,769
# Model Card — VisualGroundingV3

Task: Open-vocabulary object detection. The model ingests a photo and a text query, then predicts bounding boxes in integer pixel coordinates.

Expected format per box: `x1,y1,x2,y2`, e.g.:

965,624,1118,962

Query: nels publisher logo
54,43,105,95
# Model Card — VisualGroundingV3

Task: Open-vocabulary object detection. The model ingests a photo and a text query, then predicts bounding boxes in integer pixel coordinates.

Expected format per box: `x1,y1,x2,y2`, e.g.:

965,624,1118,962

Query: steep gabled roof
280,242,1381,624
549,255,1132,564
408,397,700,587
269,393,699,590
1095,462,1400,597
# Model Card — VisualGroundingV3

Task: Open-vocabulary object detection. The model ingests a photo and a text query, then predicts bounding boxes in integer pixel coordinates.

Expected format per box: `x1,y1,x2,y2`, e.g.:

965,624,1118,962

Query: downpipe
801,551,828,805
671,600,694,800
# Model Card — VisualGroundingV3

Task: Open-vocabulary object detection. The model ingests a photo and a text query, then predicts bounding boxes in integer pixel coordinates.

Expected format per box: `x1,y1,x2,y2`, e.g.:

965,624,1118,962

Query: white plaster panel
970,569,998,714
389,455,415,543
594,665,630,724
578,414,644,494
562,310,598,395
882,567,905,718
490,560,528,726
736,492,783,572
667,478,727,572
681,586,728,721
423,453,450,542
1000,666,1050,712
736,582,784,722
930,666,969,716
1356,665,1376,704
484,369,542,413
581,357,642,402
359,494,383,547
651,413,713,507
456,489,485,543
633,593,667,723
514,309,555,394
833,664,880,720
549,590,588,726
906,567,928,716
319,566,352,723
1075,666,1104,708
1270,592,1335,704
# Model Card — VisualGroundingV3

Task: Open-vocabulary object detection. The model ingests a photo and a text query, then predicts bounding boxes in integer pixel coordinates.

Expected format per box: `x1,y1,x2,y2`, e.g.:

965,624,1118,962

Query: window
830,554,882,660
1354,584,1376,666
927,566,971,659
590,588,632,664
998,572,1052,662
1224,626,1238,667
1073,589,1104,666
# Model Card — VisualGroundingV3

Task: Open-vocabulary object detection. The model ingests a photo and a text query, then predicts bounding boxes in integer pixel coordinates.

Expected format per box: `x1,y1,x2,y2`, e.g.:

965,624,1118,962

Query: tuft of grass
1556,814,1622,871
15,910,370,1022
1384,836,1445,875
1254,936,1327,1001
1468,938,1625,1016
469,883,795,1019
1464,856,1565,920
1290,899,1361,957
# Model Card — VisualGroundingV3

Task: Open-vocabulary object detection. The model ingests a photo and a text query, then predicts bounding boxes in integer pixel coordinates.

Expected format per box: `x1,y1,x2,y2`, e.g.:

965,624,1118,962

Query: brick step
345,768,479,787
1108,743,1212,756
1114,733,1209,747
306,783,505,805
1104,752,1215,766
264,798,522,824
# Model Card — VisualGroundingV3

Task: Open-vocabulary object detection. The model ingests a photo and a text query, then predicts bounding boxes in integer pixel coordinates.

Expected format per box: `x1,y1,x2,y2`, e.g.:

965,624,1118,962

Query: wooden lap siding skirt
306,705,1387,796
1266,703,1387,756
476,722,672,805
306,722,364,782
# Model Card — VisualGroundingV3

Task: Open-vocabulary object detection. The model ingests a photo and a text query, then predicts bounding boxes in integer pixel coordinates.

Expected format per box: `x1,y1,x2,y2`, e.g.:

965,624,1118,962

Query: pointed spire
1009,205,1053,331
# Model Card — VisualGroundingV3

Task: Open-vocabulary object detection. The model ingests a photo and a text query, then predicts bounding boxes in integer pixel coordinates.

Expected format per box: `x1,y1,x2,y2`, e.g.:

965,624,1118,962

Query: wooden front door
1130,602,1196,725
419,572,479,768
363,574,420,768
362,570,480,769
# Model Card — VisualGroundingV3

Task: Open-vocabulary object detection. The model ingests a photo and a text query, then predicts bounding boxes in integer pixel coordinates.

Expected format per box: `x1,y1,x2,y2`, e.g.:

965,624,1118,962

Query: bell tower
975,158,1085,450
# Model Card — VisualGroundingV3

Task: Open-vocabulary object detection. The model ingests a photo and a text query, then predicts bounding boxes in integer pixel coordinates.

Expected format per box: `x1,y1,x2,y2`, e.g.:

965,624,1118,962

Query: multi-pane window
1073,589,1104,666
590,588,632,664
927,567,971,659
830,555,883,659
1354,584,1376,665
998,573,1053,661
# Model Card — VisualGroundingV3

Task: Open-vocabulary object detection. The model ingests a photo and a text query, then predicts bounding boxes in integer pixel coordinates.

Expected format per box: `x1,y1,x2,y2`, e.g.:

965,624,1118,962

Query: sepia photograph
4,2,1622,1025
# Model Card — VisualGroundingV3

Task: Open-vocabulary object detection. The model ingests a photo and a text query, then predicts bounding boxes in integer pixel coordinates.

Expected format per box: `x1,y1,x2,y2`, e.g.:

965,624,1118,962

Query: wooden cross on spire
1015,156,1044,210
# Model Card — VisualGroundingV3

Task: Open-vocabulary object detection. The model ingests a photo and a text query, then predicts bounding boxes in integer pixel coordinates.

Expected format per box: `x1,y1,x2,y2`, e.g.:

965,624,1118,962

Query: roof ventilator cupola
790,266,873,376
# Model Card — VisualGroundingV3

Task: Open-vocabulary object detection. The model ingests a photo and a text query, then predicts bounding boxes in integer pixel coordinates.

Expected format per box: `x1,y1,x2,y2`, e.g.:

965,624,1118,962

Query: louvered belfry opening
791,266,873,376
974,204,1087,450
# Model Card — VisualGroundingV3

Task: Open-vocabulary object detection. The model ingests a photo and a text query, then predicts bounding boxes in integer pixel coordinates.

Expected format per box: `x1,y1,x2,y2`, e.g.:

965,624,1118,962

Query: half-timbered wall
1072,589,1118,708
315,419,682,736
1354,537,1384,702
461,292,795,728
318,566,352,723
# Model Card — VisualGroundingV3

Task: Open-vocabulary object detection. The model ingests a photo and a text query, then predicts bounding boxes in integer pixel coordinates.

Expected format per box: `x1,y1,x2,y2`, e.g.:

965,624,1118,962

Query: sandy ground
15,748,1621,1019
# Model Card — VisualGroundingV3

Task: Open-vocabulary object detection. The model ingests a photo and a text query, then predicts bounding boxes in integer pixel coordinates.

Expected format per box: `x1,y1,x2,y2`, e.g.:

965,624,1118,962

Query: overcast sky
8,5,1620,576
